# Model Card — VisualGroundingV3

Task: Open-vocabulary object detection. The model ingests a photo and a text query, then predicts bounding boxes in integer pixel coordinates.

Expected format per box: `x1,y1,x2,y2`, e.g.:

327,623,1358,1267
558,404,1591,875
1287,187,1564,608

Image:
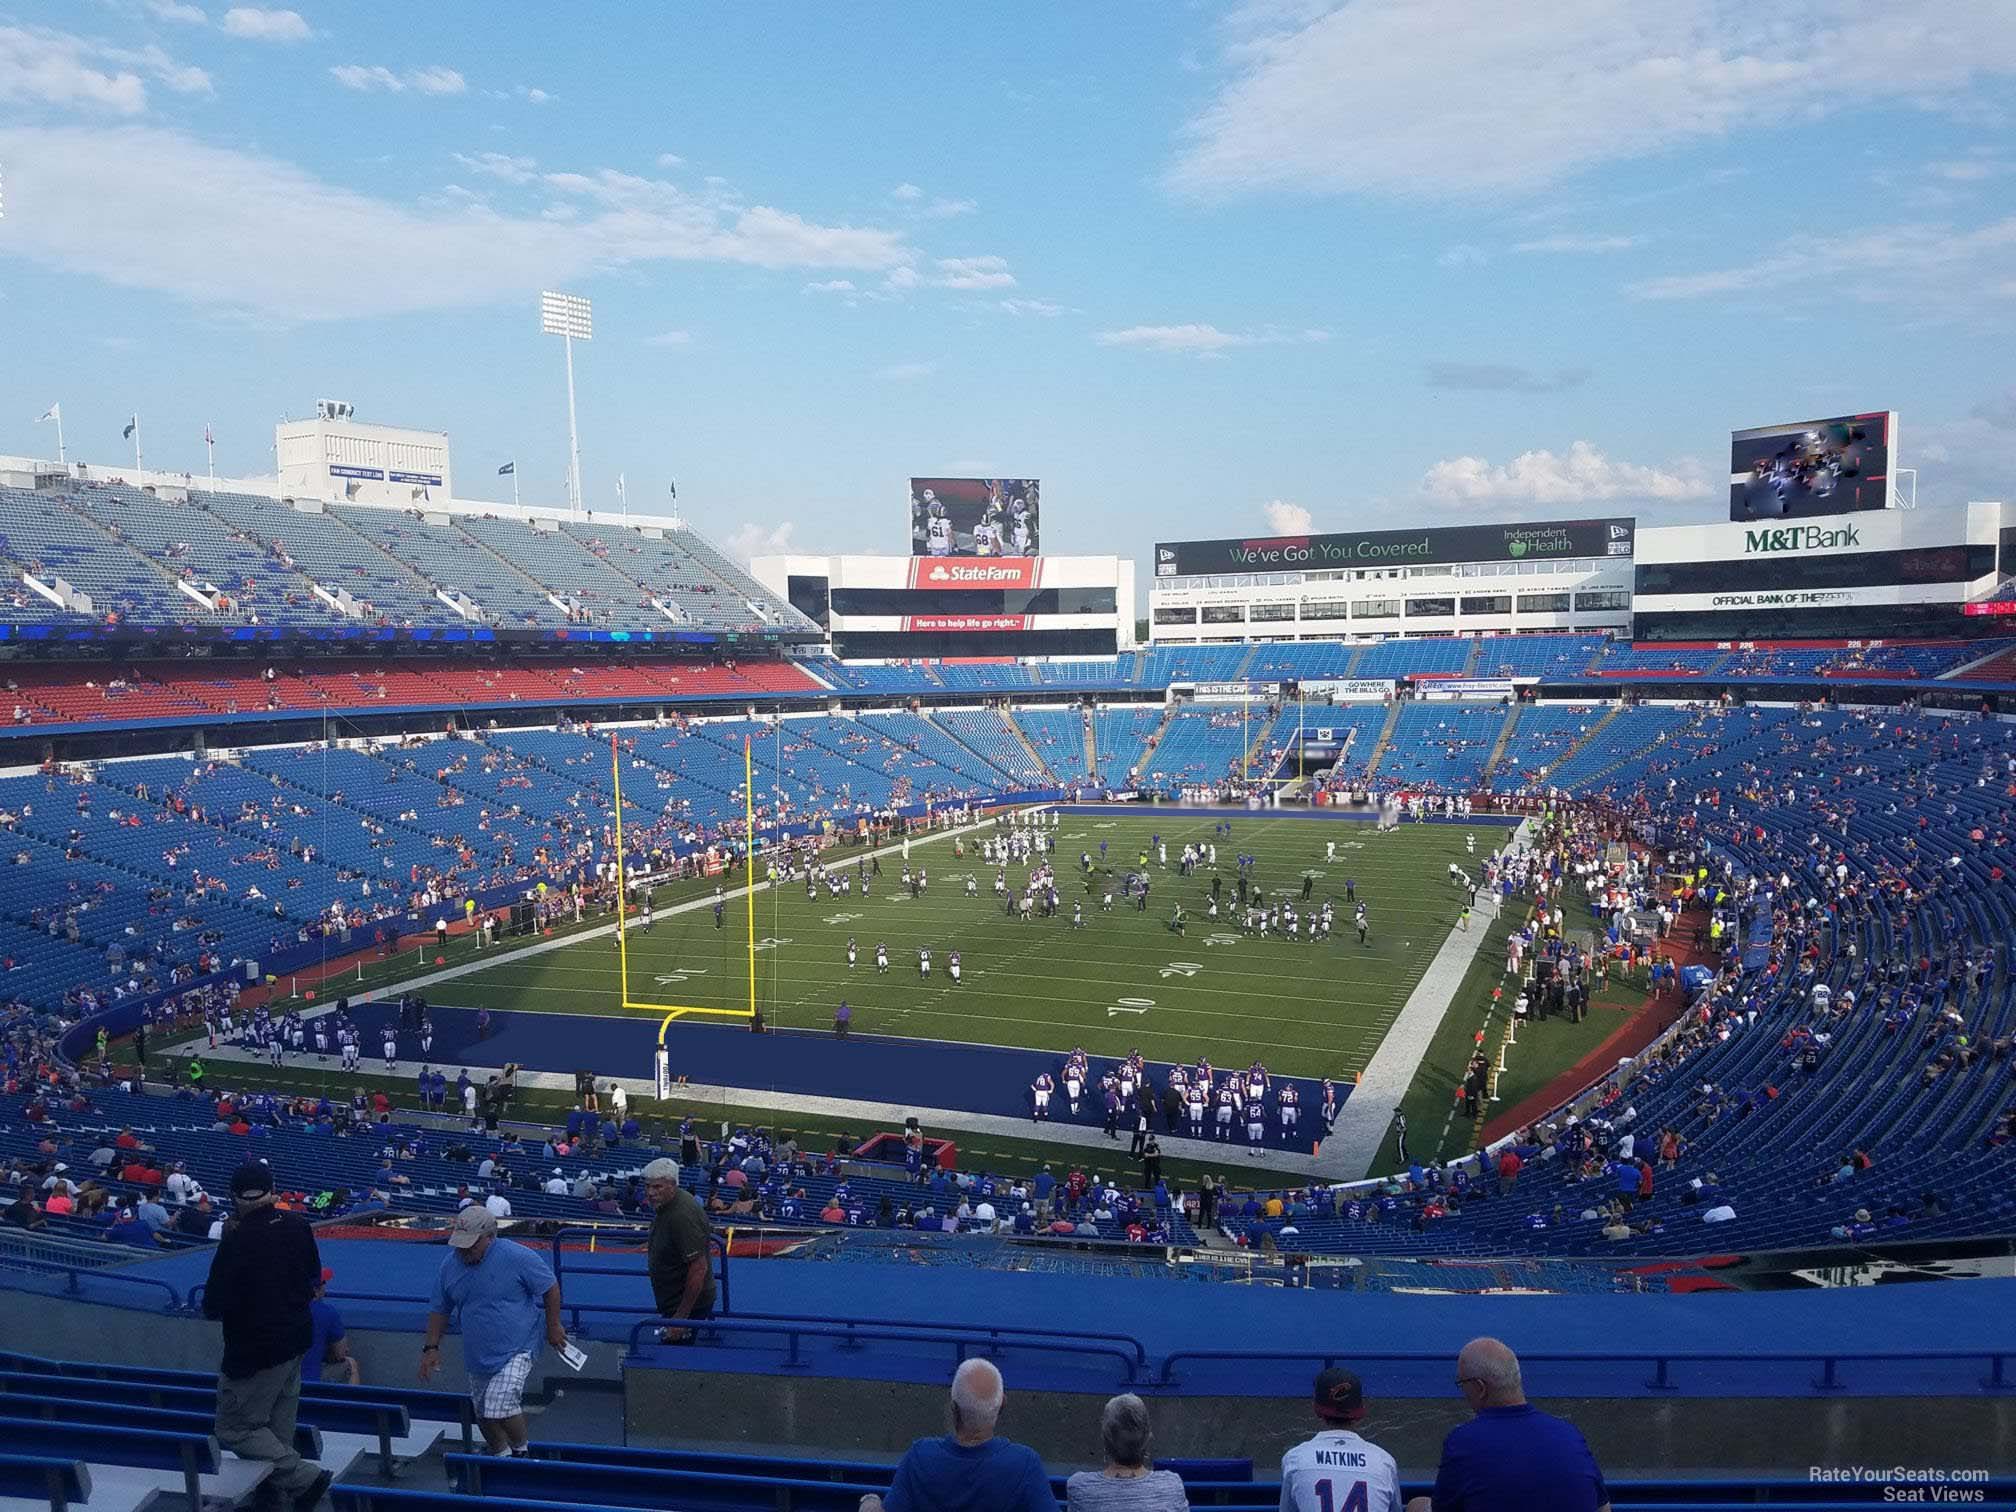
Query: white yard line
255,805,1039,1012
1310,819,1532,1183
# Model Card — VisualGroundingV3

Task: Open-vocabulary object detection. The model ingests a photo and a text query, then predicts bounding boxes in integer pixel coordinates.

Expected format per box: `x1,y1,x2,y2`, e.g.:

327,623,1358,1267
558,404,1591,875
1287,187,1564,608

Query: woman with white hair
1065,1394,1190,1512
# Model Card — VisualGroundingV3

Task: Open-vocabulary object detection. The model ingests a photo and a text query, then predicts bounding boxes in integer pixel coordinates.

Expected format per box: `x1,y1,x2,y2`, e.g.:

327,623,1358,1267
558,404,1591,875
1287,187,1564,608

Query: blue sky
4,0,2016,573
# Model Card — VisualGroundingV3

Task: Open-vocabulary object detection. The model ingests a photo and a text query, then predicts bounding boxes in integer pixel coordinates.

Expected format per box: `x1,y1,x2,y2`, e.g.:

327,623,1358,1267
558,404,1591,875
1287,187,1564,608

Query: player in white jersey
1186,1084,1207,1136
340,1027,359,1071
971,519,1000,555
926,509,953,555
876,941,889,974
382,1031,398,1072
1009,507,1032,552
1031,1073,1053,1120
1278,1369,1401,1512
918,947,932,980
1279,1082,1300,1133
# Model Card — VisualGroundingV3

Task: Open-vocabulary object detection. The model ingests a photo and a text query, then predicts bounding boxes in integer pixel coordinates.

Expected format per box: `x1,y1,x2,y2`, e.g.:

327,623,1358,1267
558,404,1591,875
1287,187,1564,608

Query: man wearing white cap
419,1206,568,1457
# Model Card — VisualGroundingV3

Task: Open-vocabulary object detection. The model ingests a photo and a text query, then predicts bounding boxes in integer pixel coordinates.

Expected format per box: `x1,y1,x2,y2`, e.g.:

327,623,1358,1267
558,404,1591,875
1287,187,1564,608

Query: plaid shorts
470,1351,533,1419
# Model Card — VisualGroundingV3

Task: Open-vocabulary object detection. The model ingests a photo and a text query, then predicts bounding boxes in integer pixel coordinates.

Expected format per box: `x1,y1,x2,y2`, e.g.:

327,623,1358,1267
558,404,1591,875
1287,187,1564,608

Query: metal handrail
0,1264,184,1312
544,1225,732,1315
623,1315,1142,1383
1158,1345,2016,1394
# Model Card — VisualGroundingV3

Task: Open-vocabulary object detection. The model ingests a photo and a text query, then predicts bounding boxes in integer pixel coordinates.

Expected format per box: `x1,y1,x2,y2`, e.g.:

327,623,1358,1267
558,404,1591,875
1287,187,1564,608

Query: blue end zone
296,1000,1345,1147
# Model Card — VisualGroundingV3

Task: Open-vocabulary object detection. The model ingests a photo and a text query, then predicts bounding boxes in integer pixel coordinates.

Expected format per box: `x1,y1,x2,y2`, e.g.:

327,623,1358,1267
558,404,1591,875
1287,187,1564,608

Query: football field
430,813,1494,1083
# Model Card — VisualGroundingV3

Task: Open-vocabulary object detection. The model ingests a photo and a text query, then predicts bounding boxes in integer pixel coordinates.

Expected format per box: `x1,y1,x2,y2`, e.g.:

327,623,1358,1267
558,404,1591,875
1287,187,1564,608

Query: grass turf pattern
430,814,1491,1081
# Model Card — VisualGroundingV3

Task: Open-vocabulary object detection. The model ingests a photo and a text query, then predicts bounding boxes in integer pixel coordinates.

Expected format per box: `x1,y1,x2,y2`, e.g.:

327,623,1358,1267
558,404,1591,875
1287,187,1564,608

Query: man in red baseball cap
1278,1366,1402,1512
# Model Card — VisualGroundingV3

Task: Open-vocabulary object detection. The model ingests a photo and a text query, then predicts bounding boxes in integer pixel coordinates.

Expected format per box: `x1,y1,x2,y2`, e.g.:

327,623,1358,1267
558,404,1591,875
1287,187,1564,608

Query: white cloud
889,183,924,201
922,197,978,219
642,329,691,346
0,25,212,114
933,255,1015,290
329,64,401,92
1510,233,1644,254
803,279,856,293
1629,215,2016,308
409,66,467,96
453,150,537,183
220,7,309,41
998,297,1064,317
1171,0,2016,199
1261,500,1314,534
1928,159,2005,181
876,361,938,381
330,63,465,95
1094,323,1330,354
145,1,208,23
518,86,550,105
1422,440,1713,507
1437,244,1489,268
656,153,685,169
0,124,919,321
722,519,797,563
1425,362,1591,393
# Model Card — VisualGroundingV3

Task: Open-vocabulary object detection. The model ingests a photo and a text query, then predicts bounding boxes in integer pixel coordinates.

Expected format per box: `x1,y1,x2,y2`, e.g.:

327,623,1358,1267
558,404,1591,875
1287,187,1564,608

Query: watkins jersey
1278,1431,1401,1512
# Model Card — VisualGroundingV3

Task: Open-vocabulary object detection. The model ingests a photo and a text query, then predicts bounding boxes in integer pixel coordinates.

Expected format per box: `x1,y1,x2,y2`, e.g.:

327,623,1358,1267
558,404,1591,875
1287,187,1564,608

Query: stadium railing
1157,1346,2016,1395
620,1314,1147,1384
547,1225,734,1316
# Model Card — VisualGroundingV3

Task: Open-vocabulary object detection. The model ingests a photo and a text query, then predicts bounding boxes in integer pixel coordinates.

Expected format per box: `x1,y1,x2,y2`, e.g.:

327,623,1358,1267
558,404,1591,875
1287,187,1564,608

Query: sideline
151,1045,1338,1179
1311,819,1532,1182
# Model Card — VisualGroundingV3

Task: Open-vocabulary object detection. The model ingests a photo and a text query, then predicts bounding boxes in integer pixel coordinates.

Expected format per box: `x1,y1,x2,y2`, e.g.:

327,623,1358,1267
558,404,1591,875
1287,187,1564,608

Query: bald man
1405,1338,1608,1512
860,1359,1054,1512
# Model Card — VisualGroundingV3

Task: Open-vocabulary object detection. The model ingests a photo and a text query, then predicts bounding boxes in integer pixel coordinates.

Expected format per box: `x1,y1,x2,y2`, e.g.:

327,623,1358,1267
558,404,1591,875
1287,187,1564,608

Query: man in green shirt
642,1158,715,1343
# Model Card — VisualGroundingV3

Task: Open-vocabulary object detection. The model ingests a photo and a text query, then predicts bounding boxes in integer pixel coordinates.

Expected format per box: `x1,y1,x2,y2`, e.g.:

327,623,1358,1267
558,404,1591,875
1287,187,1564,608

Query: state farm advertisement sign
900,614,1031,632
906,557,1043,590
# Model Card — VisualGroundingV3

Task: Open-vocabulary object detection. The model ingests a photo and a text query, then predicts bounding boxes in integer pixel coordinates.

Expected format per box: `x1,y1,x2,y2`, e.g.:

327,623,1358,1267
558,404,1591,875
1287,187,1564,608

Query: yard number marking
1159,962,1204,979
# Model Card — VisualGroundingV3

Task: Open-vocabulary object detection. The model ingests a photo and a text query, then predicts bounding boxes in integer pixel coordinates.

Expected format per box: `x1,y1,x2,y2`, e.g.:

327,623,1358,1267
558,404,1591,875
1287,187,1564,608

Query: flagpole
37,405,65,466
131,416,143,480
206,426,215,484
512,466,519,508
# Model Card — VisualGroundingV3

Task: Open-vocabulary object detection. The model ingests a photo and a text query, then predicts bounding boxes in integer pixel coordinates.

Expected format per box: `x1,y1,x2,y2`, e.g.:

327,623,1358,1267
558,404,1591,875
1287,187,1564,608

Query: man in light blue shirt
419,1206,566,1457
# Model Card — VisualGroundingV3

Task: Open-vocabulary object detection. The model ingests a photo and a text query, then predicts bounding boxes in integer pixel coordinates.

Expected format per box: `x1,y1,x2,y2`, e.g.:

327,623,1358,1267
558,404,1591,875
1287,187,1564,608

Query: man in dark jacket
203,1162,331,1510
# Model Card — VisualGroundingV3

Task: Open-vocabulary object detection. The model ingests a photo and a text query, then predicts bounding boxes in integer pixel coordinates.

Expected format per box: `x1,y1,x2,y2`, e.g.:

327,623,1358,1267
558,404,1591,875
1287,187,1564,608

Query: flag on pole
498,461,516,476
204,423,214,445
667,480,677,500
35,404,59,424
122,416,136,439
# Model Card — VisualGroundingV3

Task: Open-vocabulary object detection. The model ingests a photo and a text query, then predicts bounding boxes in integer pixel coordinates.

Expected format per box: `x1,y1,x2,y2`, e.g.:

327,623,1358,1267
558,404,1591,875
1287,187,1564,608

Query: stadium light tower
539,291,593,516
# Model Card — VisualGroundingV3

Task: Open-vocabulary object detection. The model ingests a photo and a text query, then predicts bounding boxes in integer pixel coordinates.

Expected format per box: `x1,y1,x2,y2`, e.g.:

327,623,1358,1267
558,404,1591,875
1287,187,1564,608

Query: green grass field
424,814,1492,1082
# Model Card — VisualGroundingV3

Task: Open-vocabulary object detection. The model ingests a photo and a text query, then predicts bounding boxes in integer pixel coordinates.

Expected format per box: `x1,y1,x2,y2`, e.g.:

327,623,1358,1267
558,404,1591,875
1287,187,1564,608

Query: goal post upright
744,732,758,1024
609,725,758,1030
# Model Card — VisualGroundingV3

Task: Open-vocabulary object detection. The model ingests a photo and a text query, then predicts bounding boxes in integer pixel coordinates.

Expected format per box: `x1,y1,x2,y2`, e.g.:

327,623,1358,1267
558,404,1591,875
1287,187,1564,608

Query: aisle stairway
1362,700,1405,780
1479,703,1522,782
